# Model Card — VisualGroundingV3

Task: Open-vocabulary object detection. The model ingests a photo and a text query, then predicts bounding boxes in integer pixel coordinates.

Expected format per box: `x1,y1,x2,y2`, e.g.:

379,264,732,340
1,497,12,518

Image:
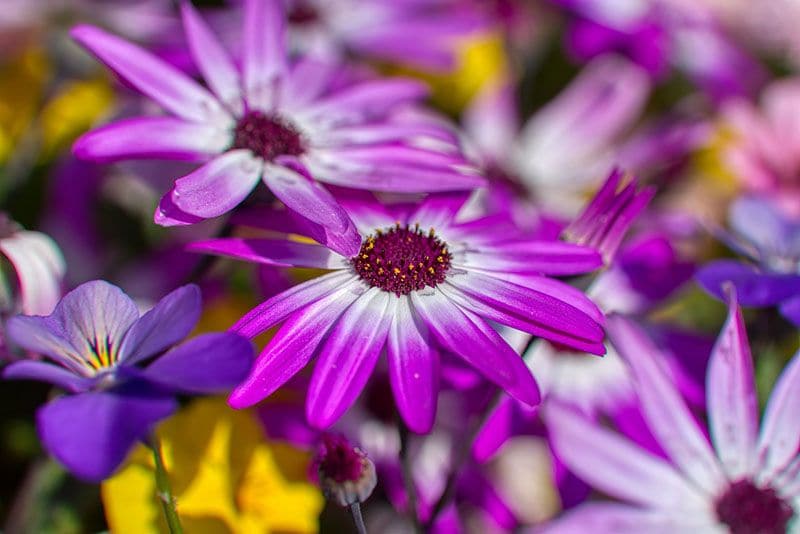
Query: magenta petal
758,349,800,479
306,289,394,428
707,291,759,478
70,25,225,123
179,0,242,111
304,79,428,120
3,360,92,393
607,315,726,494
37,389,176,481
228,280,362,408
242,0,286,110
73,117,228,163
173,150,262,218
409,192,471,229
119,285,202,364
387,296,439,433
154,192,204,227
476,241,603,275
472,397,516,462
231,271,354,338
287,208,362,258
411,290,540,406
140,332,253,394
187,238,342,269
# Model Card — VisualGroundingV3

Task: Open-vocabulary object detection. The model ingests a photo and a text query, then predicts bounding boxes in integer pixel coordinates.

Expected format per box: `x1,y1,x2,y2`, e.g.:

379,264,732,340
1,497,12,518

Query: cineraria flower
0,213,65,317
697,196,800,326
2,280,253,481
314,433,377,507
71,0,482,256
189,192,606,432
545,292,800,533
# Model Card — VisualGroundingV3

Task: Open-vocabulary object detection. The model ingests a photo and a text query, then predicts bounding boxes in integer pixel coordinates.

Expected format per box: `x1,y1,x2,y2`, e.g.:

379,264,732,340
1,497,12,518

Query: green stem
146,434,183,534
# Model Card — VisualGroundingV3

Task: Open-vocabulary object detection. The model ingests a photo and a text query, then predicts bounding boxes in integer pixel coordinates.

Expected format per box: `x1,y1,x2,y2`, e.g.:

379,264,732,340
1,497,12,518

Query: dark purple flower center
232,111,305,162
715,479,794,534
352,224,452,296
288,2,320,25
317,434,365,484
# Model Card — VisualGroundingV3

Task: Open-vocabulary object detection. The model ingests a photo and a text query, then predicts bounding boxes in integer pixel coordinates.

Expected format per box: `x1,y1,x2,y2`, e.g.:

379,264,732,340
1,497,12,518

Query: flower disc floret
232,111,305,162
351,223,452,296
715,479,794,534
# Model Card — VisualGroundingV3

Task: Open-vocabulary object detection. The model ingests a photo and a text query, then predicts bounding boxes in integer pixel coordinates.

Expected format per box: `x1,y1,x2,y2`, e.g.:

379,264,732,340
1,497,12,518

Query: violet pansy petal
52,281,140,368
70,25,225,123
411,290,540,406
778,295,800,327
387,296,439,434
187,238,344,270
3,360,92,393
172,150,262,218
118,285,202,364
242,0,286,111
543,503,715,534
696,260,800,306
707,292,759,479
5,315,83,372
0,230,65,315
546,402,706,510
179,0,242,113
607,315,726,494
231,270,353,338
37,388,176,482
73,117,230,163
757,349,800,480
140,332,253,394
228,279,362,409
307,289,394,428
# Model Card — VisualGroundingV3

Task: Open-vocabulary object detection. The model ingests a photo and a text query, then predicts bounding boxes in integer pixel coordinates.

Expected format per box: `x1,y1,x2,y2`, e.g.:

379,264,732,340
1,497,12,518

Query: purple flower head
2,280,253,481
314,433,377,507
563,168,655,265
189,191,605,432
698,196,800,325
544,290,800,532
71,0,483,257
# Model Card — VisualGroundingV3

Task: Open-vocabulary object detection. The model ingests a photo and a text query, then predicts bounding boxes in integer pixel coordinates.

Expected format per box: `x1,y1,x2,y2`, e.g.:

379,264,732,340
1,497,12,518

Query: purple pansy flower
189,192,605,432
2,280,253,481
697,196,800,326
544,291,800,533
71,0,482,256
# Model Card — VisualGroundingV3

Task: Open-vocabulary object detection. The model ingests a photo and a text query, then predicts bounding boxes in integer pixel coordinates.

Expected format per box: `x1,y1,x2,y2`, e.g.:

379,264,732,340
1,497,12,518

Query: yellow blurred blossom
0,49,48,163
39,76,114,159
102,398,323,534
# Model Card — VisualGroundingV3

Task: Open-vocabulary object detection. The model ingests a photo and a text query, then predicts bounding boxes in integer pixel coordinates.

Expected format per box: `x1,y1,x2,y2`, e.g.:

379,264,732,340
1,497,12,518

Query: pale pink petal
542,503,718,534
0,230,65,315
187,238,343,269
607,315,726,495
306,289,394,428
242,0,286,110
546,401,706,510
70,24,227,123
172,150,262,218
707,292,759,479
757,349,800,480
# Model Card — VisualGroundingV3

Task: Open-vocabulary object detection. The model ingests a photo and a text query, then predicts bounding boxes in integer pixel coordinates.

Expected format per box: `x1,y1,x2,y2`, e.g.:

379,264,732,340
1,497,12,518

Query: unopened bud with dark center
314,433,377,507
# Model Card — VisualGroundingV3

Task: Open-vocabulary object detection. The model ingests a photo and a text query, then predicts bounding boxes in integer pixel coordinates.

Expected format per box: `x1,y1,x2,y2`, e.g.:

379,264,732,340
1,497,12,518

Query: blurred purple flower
71,0,482,256
697,196,800,326
723,79,800,219
544,291,800,532
189,192,605,432
2,280,253,481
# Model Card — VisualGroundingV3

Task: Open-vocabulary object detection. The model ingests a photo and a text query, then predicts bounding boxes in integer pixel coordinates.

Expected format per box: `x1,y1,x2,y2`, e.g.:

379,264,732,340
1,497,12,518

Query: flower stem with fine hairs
146,434,183,534
349,502,368,534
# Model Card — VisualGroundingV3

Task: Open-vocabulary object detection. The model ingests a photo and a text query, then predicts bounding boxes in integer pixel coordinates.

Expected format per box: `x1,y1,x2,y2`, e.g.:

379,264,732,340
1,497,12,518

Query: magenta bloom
189,192,605,432
2,281,253,481
71,0,482,256
545,292,800,532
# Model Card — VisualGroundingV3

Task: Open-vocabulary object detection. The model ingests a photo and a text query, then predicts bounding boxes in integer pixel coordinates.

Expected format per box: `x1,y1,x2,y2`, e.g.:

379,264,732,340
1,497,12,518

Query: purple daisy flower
2,280,253,481
189,191,606,432
71,0,482,256
544,291,800,533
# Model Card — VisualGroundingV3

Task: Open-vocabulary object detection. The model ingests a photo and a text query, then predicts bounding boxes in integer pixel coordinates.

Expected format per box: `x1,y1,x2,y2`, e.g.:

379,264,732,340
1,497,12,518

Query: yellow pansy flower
102,398,323,534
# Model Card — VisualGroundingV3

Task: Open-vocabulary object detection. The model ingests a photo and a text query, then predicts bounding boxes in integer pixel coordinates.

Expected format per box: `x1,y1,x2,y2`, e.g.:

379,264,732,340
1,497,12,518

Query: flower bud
314,433,377,507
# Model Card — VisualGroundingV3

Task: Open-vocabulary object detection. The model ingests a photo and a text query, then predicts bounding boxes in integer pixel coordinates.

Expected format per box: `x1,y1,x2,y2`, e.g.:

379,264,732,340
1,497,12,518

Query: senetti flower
189,192,606,432
545,292,800,533
71,0,482,256
2,280,253,481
